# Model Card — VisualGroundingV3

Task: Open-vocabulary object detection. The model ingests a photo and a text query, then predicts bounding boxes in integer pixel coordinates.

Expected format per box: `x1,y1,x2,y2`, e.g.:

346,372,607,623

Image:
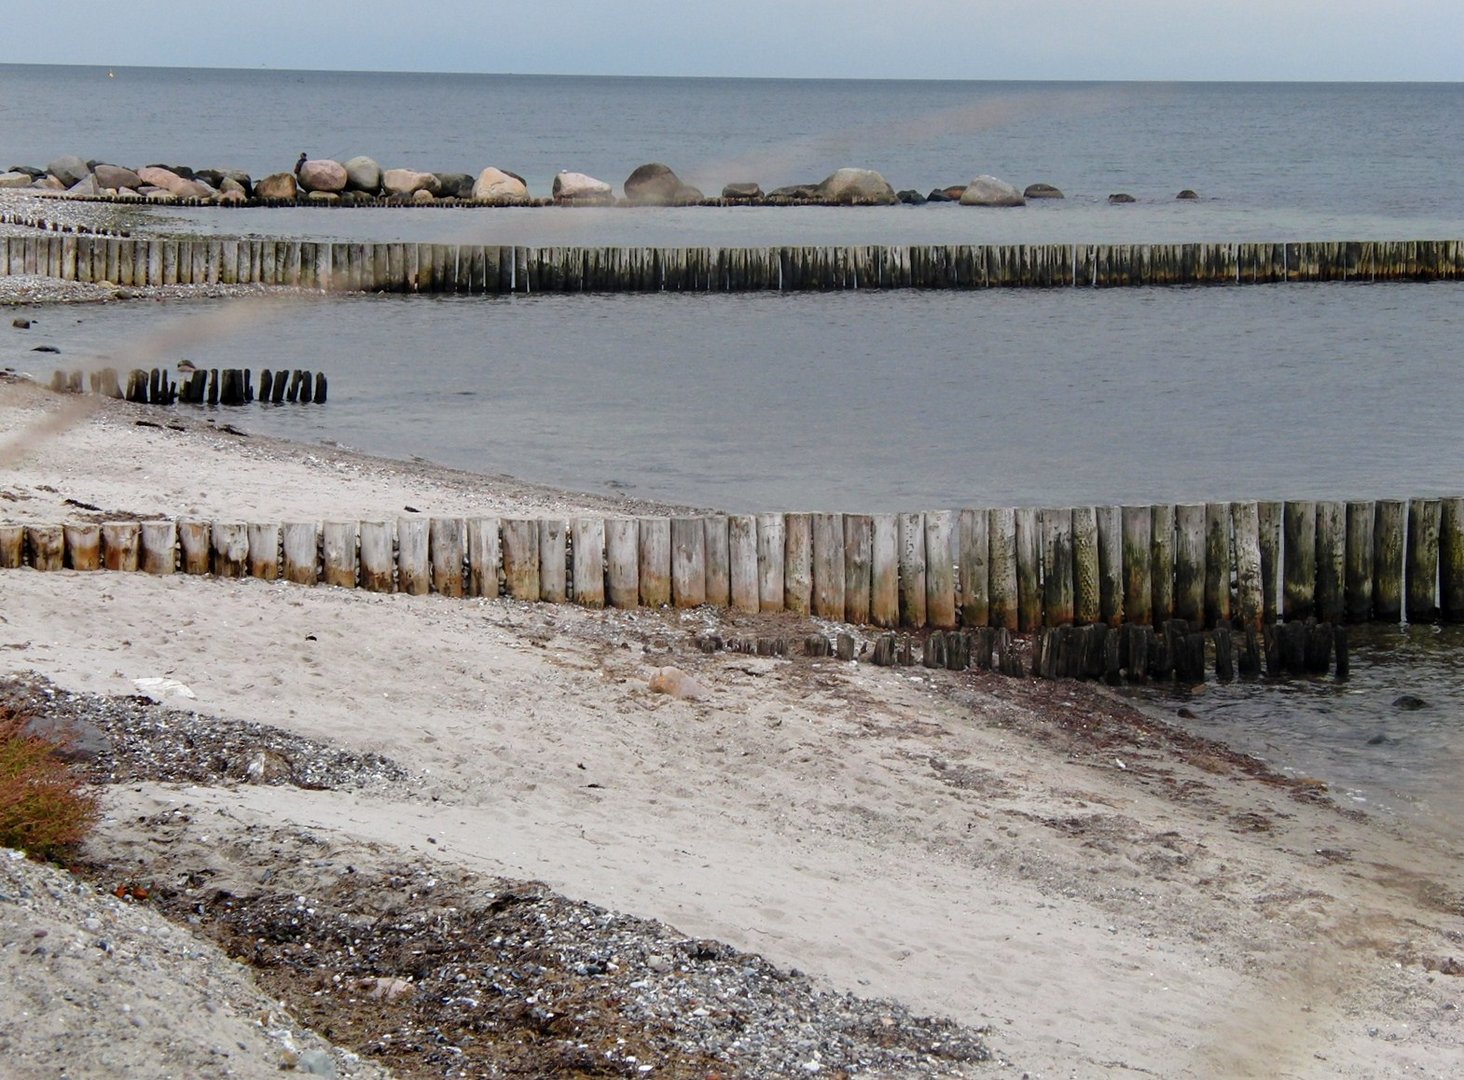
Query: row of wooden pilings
49,367,327,406
4,500,1462,629
4,233,1464,291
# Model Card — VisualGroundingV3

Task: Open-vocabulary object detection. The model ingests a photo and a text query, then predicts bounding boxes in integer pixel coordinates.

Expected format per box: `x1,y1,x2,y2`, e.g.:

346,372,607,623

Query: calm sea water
5,66,1464,813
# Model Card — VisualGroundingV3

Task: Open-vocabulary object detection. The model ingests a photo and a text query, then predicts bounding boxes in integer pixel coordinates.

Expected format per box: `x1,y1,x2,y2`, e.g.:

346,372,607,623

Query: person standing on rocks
294,153,307,177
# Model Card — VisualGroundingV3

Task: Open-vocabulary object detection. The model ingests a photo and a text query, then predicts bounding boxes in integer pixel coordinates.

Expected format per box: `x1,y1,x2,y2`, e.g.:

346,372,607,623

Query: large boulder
471,167,529,203
298,159,348,193
434,172,475,199
960,175,1025,207
1023,182,1064,199
46,155,90,187
0,172,32,189
382,168,439,196
816,167,897,205
93,164,142,191
552,171,613,205
219,169,253,195
342,156,381,193
721,181,763,200
136,165,195,196
624,162,686,206
254,172,299,200
66,176,100,197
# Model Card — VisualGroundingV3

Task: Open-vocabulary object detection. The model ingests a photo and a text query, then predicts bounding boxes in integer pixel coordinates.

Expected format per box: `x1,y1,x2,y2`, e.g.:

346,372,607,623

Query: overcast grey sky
4,1,1461,81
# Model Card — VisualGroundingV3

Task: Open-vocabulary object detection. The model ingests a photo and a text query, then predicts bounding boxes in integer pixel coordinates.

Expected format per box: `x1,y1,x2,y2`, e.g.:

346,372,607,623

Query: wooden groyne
4,234,1463,292
48,366,326,407
4,500,1462,636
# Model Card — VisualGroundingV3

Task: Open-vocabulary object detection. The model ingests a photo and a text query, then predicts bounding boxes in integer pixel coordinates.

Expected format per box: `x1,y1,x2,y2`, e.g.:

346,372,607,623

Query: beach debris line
47,366,327,407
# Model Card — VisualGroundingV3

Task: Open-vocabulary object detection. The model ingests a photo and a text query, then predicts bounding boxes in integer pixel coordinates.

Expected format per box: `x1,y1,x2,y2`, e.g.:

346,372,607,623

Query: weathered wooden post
1174,504,1206,626
1373,500,1406,623
1150,504,1175,623
1204,502,1232,627
924,510,957,629
671,516,707,608
1040,508,1075,627
703,515,730,609
538,518,568,603
956,508,988,628
177,519,211,575
1257,501,1282,623
1344,501,1375,622
140,521,176,576
63,524,100,571
638,517,671,608
499,519,540,601
1096,506,1124,627
101,522,141,572
1120,506,1151,626
26,526,63,571
322,521,359,588
358,521,395,592
467,517,502,598
811,512,846,620
1407,498,1441,622
1314,501,1346,624
756,513,786,613
572,517,606,608
728,515,759,614
1231,502,1263,631
988,508,1019,632
1014,508,1041,632
212,522,248,578
784,513,813,616
870,513,899,627
246,522,280,580
1283,501,1317,621
429,517,466,597
1440,497,1464,622
898,512,928,627
0,525,24,569
605,518,639,608
282,522,319,585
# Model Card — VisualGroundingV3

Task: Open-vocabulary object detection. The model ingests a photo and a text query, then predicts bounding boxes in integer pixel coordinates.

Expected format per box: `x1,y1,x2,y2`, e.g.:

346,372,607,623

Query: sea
3,65,1464,817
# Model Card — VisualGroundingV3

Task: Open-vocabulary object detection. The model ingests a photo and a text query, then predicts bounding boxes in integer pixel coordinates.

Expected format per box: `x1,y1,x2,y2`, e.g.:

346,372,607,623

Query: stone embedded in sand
242,749,293,784
297,158,348,193
472,167,529,203
552,171,613,205
255,172,299,200
648,666,710,701
959,175,1025,207
816,167,898,205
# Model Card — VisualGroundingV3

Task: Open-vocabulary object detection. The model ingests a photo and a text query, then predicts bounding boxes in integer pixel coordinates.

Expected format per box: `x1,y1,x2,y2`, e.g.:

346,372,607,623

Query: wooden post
140,521,176,575
101,522,141,572
1173,504,1206,625
282,522,318,585
0,525,23,569
1068,507,1099,625
63,524,100,571
988,508,1019,632
925,510,957,629
812,512,846,620
844,514,873,625
671,516,707,608
429,517,466,597
703,515,730,609
1204,502,1232,627
395,518,430,596
495,518,540,600
358,521,395,592
246,523,280,580
1373,500,1406,623
1344,501,1375,622
898,512,928,627
756,513,786,612
1040,508,1074,627
1150,504,1175,622
1232,502,1263,631
212,522,248,578
728,515,759,614
27,526,64,571
630,516,666,607
870,513,899,627
322,521,359,588
1095,506,1124,627
572,517,606,608
784,513,813,615
178,519,211,575
1120,506,1151,626
1257,501,1282,624
606,518,640,608
1440,497,1464,622
467,517,502,598
1283,501,1317,621
956,508,988,627
1407,498,1441,622
1314,501,1346,624
538,518,568,603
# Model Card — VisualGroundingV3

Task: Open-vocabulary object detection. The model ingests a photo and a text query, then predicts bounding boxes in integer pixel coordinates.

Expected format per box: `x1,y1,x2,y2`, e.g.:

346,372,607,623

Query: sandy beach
3,312,1464,1077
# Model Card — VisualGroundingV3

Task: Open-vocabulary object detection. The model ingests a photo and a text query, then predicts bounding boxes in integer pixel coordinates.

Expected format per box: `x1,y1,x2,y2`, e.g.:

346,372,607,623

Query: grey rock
1176,189,1199,200
551,171,613,205
624,162,683,206
959,175,1024,207
46,155,90,187
767,183,820,200
0,172,32,189
1023,182,1064,199
382,169,439,197
93,164,142,191
721,181,763,200
1392,694,1428,710
925,188,957,202
342,156,381,193
815,167,897,205
896,189,926,205
1108,192,1137,204
434,172,474,199
297,1049,338,1077
6,165,43,178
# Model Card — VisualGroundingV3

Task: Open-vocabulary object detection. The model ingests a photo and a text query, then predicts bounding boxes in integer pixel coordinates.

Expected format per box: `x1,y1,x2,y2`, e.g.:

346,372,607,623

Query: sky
3,1,1461,81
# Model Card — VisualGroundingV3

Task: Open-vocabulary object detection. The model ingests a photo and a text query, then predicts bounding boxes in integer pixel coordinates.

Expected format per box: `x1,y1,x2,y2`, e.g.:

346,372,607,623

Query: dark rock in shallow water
625,162,684,206
1392,694,1428,710
434,172,475,199
1108,192,1137,204
1176,189,1199,200
925,188,956,203
767,183,820,200
897,189,927,205
1023,182,1064,199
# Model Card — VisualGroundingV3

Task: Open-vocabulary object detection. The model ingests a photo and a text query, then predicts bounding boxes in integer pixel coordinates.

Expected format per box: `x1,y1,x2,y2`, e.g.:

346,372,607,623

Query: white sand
3,376,1464,1077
